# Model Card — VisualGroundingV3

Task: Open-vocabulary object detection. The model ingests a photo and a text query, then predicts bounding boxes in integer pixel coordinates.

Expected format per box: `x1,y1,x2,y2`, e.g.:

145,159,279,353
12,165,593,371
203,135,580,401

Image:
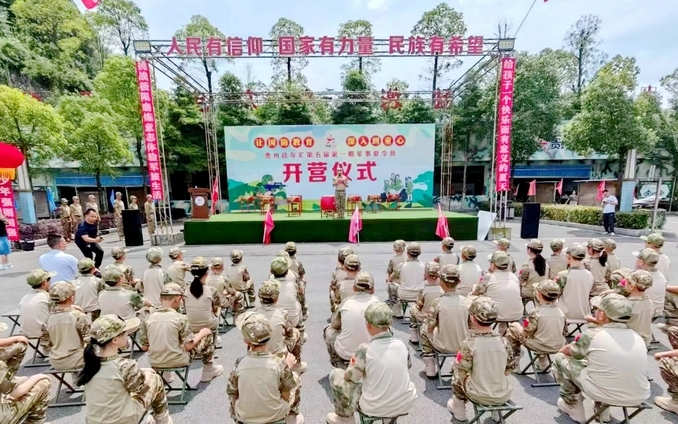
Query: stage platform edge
184,210,478,245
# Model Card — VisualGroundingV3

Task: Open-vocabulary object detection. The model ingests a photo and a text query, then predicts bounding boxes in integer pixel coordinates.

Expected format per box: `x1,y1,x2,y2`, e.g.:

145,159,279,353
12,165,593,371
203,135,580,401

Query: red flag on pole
348,206,362,244
435,203,450,239
210,177,219,215
555,179,563,195
528,180,537,196
263,206,275,244
597,180,606,201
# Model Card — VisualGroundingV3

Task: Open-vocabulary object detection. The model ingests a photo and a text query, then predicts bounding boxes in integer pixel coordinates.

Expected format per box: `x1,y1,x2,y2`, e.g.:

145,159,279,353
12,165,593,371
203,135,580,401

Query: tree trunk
461,133,470,211
617,149,627,205
136,136,147,193
358,57,363,73
431,55,439,106
287,58,292,83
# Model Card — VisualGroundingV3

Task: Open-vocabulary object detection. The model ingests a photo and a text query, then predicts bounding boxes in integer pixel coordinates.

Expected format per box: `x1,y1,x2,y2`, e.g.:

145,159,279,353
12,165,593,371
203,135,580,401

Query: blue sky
84,0,678,99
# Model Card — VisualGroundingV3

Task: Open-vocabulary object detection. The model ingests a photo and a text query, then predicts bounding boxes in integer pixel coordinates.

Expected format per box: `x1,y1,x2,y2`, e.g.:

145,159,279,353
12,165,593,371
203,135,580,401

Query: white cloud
352,0,397,11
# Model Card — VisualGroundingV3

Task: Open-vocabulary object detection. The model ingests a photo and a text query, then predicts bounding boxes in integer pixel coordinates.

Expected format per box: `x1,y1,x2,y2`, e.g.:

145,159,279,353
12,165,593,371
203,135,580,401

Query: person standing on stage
145,194,156,236
113,192,125,241
75,209,105,269
332,166,349,219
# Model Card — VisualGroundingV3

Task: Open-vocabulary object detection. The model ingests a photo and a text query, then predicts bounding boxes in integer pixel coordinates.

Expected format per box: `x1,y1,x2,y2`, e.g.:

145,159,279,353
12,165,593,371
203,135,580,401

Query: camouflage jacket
454,331,517,382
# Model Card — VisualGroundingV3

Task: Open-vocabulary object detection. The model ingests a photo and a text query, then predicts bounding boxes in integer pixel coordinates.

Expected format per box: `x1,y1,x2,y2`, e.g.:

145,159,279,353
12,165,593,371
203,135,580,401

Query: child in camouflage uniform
111,246,141,292
654,322,678,415
434,237,460,266
492,238,517,273
385,240,407,315
0,357,50,424
227,250,255,306
547,239,568,280
276,251,308,321
457,246,482,297
166,247,191,290
584,238,612,296
603,239,621,272
74,257,106,321
141,247,166,308
0,323,28,386
207,257,244,314
332,254,362,307
271,256,305,329
408,262,443,344
330,246,354,313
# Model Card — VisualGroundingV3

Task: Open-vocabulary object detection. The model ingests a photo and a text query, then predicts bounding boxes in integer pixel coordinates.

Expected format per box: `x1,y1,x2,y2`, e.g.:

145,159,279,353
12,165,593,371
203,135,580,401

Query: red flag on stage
597,180,606,201
348,206,362,244
435,203,450,239
528,180,537,196
555,179,563,195
263,207,275,244
210,177,219,215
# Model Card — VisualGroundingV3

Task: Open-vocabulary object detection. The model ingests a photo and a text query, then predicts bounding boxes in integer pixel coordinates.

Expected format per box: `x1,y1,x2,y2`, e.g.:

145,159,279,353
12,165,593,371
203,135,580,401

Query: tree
380,78,409,124
411,3,467,93
563,15,607,100
0,85,65,182
564,56,657,201
272,84,313,125
454,81,484,207
174,15,226,94
89,0,148,56
218,71,257,127
57,94,132,208
269,18,308,86
94,55,145,190
661,68,678,105
337,20,380,79
332,70,377,125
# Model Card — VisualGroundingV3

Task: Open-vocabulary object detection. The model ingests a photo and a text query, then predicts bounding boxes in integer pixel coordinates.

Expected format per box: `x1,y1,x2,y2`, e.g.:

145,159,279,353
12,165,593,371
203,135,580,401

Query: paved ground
3,220,678,424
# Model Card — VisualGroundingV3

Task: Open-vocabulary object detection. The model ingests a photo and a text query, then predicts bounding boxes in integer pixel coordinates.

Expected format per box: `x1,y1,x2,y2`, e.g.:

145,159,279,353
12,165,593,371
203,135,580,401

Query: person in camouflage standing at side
0,357,51,424
128,195,139,210
144,194,156,237
113,192,125,241
85,194,99,214
60,198,73,242
330,246,354,313
385,240,407,315
71,196,84,231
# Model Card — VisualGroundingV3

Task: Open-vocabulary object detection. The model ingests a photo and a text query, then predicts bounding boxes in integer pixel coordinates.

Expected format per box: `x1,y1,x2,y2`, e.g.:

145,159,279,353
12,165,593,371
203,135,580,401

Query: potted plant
19,224,35,251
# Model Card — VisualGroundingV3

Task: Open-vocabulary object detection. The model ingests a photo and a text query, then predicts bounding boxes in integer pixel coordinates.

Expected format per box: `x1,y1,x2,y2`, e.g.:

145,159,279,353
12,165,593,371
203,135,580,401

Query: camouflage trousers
329,367,363,417
452,369,470,401
659,357,678,401
329,285,340,313
552,352,587,404
133,370,169,417
669,326,678,350
289,370,302,415
0,377,50,424
285,328,305,362
409,305,425,328
146,213,156,235
191,333,216,365
61,218,72,240
298,282,308,318
235,281,256,304
335,190,346,218
115,215,124,239
224,291,245,315
0,342,27,380
419,323,435,357
386,282,400,306
665,292,678,322
323,325,347,368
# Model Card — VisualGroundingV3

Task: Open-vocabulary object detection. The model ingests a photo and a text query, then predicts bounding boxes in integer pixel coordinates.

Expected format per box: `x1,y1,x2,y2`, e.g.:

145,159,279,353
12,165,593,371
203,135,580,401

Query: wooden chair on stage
347,195,362,212
367,195,381,213
258,195,275,214
287,195,302,217
386,194,401,211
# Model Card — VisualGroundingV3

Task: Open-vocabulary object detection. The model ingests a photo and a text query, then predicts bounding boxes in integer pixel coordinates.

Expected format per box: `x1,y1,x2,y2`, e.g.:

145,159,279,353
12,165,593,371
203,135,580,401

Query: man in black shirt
75,208,104,268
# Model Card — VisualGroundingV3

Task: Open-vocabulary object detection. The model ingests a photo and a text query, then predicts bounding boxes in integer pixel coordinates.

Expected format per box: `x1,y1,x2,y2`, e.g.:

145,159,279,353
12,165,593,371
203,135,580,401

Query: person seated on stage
0,323,29,382
19,269,55,339
111,246,141,293
447,297,517,422
547,239,568,280
409,262,443,344
603,239,621,272
0,360,51,424
247,280,307,374
385,240,407,315
166,247,191,291
492,238,517,273
457,246,483,297
330,246,354,313
505,280,566,371
183,258,221,347
207,257,244,314
74,258,106,321
634,248,669,318
584,238,612,297
226,250,255,306
140,283,224,383
519,239,550,305
270,256,304,330
41,281,90,371
552,294,650,423
285,242,307,320
333,254,362,307
227,314,303,424
326,302,417,424
323,272,380,369
141,247,166,308
275,250,308,323
555,243,595,322
434,237,460,266
390,242,426,318
77,315,173,424
420,265,469,378
472,251,523,333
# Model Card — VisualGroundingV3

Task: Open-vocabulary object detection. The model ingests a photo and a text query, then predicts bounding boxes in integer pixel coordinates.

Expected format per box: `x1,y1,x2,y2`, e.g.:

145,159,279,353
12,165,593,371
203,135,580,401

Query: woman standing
0,211,10,270
519,239,549,304
183,257,221,343
332,166,349,218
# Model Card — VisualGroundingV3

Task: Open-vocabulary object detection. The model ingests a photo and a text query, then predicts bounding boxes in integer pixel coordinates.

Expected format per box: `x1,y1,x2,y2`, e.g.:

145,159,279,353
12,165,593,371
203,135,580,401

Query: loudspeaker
521,202,541,239
122,209,143,247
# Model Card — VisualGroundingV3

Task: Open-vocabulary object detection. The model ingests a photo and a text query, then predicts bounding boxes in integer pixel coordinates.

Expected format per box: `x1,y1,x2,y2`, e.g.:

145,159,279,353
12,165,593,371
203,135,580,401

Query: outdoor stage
183,209,478,245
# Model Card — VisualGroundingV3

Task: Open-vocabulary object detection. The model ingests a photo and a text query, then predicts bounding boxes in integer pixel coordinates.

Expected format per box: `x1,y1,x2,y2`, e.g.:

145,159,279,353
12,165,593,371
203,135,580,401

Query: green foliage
563,15,607,97
269,18,307,86
218,71,257,127
398,97,435,124
272,84,313,125
337,20,380,79
529,204,665,229
88,0,148,56
332,70,377,125
174,15,226,94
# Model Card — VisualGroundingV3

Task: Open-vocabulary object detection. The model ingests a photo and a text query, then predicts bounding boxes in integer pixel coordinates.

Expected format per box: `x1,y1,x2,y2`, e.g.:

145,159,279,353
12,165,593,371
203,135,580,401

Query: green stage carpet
184,210,478,245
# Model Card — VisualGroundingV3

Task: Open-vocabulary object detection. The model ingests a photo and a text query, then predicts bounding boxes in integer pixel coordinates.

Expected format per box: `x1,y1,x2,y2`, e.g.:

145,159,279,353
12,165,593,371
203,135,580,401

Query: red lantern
0,142,25,180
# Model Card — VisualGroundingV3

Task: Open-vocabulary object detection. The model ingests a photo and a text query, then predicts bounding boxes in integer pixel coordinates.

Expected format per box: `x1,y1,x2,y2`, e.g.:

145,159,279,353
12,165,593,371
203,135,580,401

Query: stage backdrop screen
224,124,435,211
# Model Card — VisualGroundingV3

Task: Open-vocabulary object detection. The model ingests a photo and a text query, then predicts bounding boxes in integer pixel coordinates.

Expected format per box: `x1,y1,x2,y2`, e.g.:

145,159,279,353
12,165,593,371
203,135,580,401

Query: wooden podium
189,188,210,219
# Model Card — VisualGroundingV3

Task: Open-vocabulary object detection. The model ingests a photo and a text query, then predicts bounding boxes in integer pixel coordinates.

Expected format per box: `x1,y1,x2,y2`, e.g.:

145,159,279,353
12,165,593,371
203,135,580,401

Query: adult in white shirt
601,190,618,235
38,234,78,286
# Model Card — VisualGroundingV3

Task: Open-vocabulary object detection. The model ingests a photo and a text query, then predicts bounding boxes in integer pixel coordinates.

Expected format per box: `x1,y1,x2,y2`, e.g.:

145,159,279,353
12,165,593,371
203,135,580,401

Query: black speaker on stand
122,209,143,247
521,203,541,239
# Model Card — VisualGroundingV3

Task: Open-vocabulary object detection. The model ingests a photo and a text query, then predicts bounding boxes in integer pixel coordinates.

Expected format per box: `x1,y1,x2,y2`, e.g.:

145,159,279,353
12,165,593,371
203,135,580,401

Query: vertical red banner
495,57,516,192
0,179,19,241
135,61,165,200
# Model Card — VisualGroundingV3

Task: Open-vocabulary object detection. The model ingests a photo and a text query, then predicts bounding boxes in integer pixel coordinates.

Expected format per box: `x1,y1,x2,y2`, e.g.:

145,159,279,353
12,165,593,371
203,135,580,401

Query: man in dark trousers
75,208,104,268
601,190,618,235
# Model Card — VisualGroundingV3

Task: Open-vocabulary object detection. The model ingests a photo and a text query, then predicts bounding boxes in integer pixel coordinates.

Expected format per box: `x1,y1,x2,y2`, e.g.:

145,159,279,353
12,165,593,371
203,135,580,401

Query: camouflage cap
111,246,129,259
168,247,186,259
90,314,140,344
338,246,354,262
393,240,406,252
550,239,565,251
536,279,561,297
407,242,421,256
526,239,543,251
493,238,510,249
442,237,455,248
49,281,76,302
146,247,163,263
60,198,68,204
284,241,297,252
555,270,568,286
230,249,243,260
115,192,122,196
364,302,393,328
210,257,224,268
344,254,361,271
258,279,280,301
130,195,137,200
587,238,605,251
240,313,273,345
439,264,461,285
270,256,290,275
592,293,632,322
354,272,374,291
641,233,665,248
634,248,659,266
566,243,586,260
461,245,477,260
102,264,125,283
611,268,633,286
77,258,96,272
603,239,617,250
27,269,56,287
191,257,209,270
425,261,440,278
161,283,185,296
469,296,498,324
72,196,79,201
490,251,510,268
277,250,290,259
628,269,653,291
